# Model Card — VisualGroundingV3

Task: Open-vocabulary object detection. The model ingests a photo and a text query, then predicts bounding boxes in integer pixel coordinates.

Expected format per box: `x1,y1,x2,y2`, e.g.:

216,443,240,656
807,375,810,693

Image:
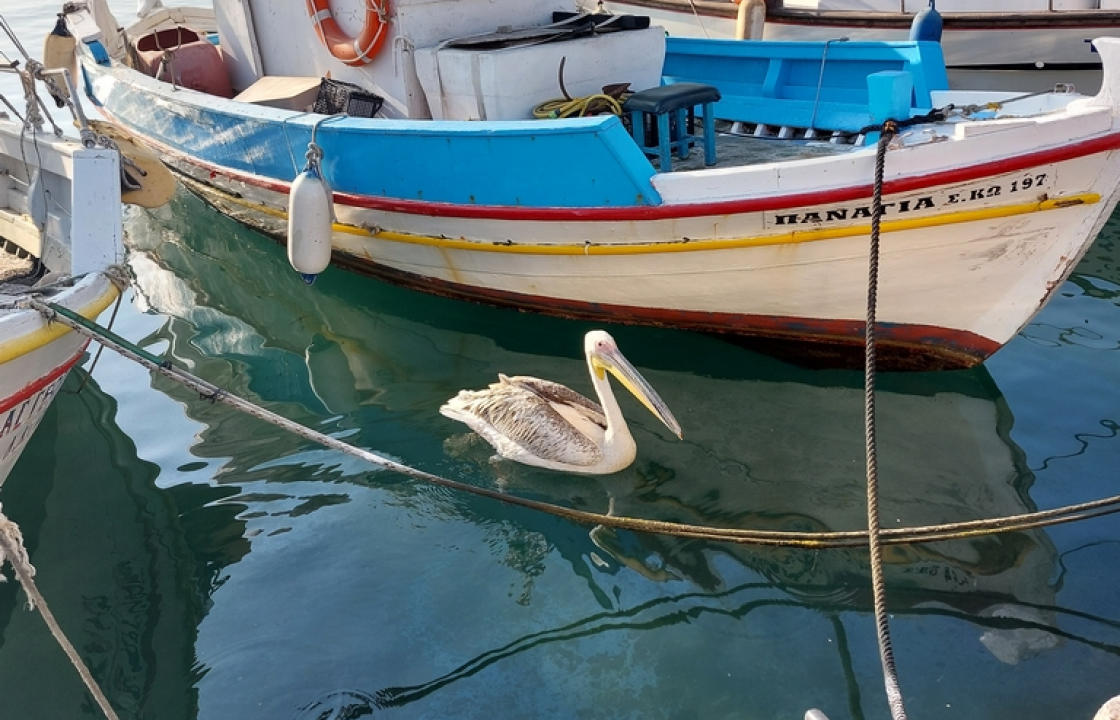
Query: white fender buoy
287,164,334,284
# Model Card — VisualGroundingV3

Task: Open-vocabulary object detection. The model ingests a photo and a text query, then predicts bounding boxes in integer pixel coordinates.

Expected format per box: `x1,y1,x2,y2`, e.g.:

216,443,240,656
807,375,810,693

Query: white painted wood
215,0,264,93
0,111,123,485
419,28,665,121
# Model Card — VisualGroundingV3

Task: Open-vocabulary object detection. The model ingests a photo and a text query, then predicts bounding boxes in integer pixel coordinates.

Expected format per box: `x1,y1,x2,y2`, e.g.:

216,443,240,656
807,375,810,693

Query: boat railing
0,13,94,141
0,61,101,146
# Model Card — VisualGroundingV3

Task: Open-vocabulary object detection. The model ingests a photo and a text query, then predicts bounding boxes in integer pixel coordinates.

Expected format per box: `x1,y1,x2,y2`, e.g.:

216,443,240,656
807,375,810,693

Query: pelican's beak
593,347,683,439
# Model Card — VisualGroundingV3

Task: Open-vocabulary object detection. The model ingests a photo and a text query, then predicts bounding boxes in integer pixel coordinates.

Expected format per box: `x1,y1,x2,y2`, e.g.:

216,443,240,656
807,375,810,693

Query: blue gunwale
86,61,664,208
80,35,949,209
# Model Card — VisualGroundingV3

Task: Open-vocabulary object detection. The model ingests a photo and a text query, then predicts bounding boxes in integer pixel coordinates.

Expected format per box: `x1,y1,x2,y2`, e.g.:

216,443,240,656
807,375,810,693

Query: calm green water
1,185,1117,719
3,5,1120,719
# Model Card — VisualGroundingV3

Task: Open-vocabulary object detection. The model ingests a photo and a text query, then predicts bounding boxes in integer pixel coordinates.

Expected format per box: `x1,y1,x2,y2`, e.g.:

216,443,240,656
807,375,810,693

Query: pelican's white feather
439,330,681,474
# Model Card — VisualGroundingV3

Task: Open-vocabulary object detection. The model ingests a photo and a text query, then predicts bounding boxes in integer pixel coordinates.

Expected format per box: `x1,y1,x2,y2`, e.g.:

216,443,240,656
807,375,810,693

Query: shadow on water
102,189,1120,719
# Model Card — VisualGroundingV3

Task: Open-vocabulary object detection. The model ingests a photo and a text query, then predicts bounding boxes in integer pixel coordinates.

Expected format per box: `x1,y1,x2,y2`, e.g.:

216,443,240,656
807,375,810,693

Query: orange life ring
307,0,390,67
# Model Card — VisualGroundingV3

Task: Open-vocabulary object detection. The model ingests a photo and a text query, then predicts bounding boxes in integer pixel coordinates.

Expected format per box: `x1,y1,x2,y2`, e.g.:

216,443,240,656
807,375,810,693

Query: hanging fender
287,166,334,283
306,0,391,67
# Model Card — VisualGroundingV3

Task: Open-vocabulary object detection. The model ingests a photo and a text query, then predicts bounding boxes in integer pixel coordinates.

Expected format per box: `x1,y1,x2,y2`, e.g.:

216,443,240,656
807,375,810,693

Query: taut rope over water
28,297,1120,549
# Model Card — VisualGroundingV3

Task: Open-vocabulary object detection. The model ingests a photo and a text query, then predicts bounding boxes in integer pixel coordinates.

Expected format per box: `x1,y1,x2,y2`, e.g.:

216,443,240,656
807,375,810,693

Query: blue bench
661,38,949,136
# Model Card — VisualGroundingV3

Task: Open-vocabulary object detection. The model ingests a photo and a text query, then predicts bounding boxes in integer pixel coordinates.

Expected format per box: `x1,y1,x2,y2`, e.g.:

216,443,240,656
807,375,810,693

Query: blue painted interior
867,71,915,125
662,38,949,132
85,39,110,65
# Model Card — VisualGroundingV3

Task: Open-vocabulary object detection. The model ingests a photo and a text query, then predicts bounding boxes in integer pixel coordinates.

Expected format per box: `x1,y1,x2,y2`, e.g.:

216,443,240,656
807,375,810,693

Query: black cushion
623,83,721,114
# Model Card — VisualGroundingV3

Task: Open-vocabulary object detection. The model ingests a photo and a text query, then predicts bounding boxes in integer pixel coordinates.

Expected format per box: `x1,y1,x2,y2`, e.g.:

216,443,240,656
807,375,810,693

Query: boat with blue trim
59,0,1120,368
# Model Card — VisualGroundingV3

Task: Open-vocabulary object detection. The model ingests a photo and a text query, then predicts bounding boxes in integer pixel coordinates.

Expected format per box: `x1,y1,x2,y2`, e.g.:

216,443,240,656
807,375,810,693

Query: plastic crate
313,78,384,117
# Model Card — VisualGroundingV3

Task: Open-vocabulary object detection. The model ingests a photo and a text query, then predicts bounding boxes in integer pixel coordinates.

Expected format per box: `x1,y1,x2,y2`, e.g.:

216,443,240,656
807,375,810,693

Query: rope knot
79,126,98,148
370,0,390,24
304,141,323,172
0,505,36,609
104,264,132,292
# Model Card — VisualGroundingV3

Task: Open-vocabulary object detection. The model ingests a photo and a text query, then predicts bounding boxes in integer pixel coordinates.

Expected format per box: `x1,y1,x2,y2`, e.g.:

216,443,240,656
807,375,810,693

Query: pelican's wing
497,374,607,427
441,383,603,466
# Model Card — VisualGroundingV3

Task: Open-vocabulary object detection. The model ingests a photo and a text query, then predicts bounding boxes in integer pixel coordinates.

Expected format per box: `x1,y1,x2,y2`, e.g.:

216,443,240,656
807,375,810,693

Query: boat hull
164,141,1119,368
0,273,119,484
75,30,1120,368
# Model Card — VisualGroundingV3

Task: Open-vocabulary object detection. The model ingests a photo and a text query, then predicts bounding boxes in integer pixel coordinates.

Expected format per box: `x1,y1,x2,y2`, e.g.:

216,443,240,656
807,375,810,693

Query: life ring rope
307,0,391,67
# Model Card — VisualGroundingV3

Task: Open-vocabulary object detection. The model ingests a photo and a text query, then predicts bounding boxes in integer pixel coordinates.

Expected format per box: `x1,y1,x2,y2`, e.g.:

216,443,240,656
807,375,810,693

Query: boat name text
1,374,67,461
768,172,1051,227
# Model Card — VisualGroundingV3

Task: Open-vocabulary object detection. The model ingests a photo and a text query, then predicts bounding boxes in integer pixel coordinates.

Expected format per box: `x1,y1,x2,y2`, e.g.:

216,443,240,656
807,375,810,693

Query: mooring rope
27,296,1120,550
865,119,907,720
0,505,120,720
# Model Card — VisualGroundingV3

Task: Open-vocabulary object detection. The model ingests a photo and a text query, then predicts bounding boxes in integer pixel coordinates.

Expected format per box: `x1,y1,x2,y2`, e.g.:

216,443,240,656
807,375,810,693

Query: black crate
313,78,384,117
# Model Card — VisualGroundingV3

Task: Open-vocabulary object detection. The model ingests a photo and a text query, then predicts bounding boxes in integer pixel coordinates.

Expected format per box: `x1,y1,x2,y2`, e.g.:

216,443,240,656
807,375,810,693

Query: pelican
439,330,682,474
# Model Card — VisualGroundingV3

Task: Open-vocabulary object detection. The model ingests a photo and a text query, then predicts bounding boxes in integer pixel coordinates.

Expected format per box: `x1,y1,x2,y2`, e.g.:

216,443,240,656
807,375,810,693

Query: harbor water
2,3,1119,718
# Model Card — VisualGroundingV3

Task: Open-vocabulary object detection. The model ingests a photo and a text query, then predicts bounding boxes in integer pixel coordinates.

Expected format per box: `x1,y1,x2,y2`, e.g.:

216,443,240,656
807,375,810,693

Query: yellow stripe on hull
214,180,1099,257
359,193,1102,255
0,278,119,365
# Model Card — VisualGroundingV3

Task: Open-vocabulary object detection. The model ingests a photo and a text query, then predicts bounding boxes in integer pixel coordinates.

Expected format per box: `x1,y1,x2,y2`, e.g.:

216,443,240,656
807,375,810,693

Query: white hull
155,100,1120,367
0,274,119,484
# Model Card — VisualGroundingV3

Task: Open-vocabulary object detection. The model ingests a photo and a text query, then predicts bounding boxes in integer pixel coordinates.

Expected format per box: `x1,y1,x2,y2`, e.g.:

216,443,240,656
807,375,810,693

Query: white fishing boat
58,0,1120,368
0,45,124,485
592,0,1117,91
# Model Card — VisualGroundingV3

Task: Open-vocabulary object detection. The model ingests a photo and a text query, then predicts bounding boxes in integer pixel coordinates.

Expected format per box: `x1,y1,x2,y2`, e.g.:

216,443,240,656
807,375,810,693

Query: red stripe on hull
0,345,87,413
330,254,999,370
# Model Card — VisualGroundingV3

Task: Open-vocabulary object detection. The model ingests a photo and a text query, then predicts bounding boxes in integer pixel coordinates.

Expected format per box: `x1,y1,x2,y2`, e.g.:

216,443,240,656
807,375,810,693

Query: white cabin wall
221,0,580,118
214,0,263,93
394,0,563,48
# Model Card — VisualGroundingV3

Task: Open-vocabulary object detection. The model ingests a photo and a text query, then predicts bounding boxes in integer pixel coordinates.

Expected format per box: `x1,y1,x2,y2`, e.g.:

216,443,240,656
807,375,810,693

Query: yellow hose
532,93,626,119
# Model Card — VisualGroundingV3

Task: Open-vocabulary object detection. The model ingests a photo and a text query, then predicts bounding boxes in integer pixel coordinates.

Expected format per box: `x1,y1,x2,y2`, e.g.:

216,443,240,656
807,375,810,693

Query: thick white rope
0,504,119,720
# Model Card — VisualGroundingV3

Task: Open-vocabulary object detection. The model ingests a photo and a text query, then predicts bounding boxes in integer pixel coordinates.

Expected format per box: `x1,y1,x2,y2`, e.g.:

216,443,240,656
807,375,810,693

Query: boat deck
660,120,859,172
0,242,35,284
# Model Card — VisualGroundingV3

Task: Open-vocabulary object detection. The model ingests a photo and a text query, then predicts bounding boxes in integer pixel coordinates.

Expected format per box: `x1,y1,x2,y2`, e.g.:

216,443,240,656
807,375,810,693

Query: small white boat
59,0,1120,368
0,53,124,485
593,0,1118,91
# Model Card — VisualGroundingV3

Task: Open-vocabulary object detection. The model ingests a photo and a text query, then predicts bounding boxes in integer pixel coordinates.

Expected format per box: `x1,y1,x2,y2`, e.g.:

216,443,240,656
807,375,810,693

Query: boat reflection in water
0,369,248,719
107,189,1116,719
